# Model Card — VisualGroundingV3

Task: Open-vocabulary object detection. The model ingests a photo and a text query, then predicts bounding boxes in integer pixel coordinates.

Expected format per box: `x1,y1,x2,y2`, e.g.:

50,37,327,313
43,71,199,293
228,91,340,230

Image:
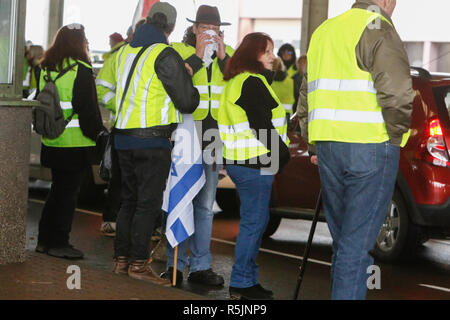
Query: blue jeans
316,141,400,300
166,159,221,272
227,165,274,288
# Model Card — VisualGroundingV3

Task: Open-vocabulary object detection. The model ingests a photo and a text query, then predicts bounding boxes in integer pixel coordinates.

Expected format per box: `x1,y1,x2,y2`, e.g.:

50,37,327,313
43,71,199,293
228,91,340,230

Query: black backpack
32,64,77,139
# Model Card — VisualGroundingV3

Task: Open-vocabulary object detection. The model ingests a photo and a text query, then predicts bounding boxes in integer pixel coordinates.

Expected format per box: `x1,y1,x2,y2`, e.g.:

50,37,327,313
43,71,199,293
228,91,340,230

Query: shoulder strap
54,63,78,82
114,44,153,127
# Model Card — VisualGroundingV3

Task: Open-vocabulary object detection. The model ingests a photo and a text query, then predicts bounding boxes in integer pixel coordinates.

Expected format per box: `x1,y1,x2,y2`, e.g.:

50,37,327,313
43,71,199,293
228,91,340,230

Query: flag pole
172,245,178,286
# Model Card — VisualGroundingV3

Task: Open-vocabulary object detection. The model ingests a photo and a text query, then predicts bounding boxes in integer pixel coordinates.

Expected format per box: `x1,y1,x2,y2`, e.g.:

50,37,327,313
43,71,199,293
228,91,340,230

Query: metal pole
47,0,64,47
293,189,322,300
300,0,329,54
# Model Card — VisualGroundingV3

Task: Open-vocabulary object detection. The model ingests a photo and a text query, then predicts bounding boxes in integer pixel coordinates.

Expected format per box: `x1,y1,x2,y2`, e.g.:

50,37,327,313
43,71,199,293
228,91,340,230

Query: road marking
211,237,332,267
29,199,102,217
418,284,450,293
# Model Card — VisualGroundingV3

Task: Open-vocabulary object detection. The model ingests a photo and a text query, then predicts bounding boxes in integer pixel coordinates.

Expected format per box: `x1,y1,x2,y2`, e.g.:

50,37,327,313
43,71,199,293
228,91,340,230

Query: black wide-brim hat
187,5,231,26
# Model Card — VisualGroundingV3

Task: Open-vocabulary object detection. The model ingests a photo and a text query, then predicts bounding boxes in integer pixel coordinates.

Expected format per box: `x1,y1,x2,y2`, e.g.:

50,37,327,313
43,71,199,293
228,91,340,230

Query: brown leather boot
113,256,129,275
128,260,171,286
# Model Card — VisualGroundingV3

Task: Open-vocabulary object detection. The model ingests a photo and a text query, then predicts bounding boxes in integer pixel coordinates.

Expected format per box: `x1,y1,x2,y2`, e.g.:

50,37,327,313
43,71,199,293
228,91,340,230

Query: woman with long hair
35,24,103,259
218,32,290,299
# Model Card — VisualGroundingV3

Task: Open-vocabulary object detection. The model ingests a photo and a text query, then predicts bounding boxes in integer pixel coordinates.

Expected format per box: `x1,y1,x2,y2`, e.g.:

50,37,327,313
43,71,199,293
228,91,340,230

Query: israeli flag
163,114,205,248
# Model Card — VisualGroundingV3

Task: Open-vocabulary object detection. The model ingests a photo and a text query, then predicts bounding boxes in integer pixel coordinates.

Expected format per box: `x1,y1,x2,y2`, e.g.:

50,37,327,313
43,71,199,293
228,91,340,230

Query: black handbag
98,45,150,182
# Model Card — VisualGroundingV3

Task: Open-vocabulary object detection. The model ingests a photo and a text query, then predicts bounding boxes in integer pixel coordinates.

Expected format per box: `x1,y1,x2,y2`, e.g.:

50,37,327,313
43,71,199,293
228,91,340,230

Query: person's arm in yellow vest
95,56,117,114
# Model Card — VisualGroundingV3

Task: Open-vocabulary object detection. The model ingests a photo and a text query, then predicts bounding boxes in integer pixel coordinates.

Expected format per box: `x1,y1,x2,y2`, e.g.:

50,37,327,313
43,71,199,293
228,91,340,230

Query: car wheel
215,188,240,214
372,189,422,263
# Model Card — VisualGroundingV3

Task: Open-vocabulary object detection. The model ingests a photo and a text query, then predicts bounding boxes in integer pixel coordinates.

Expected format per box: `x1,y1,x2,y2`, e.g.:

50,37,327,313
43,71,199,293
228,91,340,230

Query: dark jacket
114,23,199,142
228,70,291,174
298,0,414,151
39,62,104,170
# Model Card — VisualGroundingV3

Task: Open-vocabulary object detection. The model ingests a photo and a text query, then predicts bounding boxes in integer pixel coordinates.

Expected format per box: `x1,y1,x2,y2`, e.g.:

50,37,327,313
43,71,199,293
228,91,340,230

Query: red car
217,68,450,262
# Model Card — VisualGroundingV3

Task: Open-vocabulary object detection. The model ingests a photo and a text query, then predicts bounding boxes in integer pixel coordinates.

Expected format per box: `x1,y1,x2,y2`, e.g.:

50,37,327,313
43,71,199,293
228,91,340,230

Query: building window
0,0,18,84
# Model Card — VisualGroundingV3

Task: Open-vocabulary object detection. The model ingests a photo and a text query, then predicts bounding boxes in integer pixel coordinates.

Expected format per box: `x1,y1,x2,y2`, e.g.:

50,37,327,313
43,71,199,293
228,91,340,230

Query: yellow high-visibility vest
218,72,289,161
114,43,182,129
171,42,234,121
307,8,410,146
40,59,96,147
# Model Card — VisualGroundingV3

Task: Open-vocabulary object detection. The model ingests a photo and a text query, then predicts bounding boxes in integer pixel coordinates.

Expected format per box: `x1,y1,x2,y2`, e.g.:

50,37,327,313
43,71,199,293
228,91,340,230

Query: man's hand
311,155,318,166
184,63,193,76
213,31,226,61
195,33,212,59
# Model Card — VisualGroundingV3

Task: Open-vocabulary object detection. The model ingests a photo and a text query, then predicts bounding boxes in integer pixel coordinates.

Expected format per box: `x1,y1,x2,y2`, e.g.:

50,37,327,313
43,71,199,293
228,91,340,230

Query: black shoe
188,268,224,286
229,285,274,300
47,245,84,260
35,243,48,254
255,283,273,297
160,267,183,286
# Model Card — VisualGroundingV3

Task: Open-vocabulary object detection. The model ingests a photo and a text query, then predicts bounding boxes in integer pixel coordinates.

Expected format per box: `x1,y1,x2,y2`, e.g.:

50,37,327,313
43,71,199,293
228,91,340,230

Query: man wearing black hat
161,5,234,287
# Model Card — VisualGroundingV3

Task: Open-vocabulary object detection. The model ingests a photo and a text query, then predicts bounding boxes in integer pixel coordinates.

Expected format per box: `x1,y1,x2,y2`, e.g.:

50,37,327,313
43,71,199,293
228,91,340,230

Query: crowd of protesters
31,0,412,300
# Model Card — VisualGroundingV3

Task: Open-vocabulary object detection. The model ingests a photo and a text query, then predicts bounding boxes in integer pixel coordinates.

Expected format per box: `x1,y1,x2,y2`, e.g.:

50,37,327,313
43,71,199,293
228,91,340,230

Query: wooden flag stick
172,246,178,287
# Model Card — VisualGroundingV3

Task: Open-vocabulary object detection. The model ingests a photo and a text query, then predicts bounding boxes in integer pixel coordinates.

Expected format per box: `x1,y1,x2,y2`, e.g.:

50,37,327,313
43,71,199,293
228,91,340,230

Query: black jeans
38,167,86,248
102,144,121,223
114,148,171,262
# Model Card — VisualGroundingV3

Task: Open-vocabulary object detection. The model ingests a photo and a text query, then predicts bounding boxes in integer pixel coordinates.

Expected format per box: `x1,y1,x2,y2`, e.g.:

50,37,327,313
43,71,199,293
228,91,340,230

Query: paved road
27,183,450,300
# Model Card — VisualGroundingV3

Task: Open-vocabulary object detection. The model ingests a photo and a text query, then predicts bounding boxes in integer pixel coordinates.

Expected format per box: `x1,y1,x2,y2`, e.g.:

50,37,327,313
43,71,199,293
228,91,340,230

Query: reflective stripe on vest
307,8,410,146
171,42,234,121
40,59,96,148
115,43,182,129
308,79,376,94
218,72,289,161
96,48,120,114
96,79,116,92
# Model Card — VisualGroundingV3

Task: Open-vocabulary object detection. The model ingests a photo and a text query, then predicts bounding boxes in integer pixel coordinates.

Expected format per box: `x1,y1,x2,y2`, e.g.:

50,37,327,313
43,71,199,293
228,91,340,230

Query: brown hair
223,32,273,81
27,45,44,67
40,24,90,71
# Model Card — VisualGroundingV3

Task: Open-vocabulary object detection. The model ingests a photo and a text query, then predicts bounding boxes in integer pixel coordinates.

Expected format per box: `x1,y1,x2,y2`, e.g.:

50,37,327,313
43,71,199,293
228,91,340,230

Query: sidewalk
0,251,204,300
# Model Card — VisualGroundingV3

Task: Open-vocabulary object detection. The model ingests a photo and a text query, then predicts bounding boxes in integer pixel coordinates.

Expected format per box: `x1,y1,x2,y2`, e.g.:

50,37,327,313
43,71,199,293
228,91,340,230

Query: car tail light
418,118,450,167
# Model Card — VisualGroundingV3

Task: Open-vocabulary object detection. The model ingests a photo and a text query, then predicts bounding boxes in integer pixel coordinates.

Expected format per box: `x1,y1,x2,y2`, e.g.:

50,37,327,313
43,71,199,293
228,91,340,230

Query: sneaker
160,267,183,287
188,268,224,286
47,245,84,260
229,285,274,300
100,222,116,236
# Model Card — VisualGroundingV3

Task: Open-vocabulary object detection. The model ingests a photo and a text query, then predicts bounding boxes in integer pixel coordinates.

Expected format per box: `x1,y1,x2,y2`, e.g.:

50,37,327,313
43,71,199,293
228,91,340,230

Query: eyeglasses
67,23,83,30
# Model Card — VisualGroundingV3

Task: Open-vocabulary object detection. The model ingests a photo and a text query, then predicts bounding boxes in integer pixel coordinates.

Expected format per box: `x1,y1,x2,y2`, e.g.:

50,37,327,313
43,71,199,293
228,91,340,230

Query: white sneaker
100,222,116,236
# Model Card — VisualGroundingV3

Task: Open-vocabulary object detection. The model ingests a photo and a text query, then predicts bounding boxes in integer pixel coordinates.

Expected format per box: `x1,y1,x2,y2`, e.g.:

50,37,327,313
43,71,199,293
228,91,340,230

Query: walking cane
293,189,322,300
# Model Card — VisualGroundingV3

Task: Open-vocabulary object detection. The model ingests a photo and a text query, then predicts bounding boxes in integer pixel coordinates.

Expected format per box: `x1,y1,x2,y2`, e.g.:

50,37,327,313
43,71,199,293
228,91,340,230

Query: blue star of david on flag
162,114,205,248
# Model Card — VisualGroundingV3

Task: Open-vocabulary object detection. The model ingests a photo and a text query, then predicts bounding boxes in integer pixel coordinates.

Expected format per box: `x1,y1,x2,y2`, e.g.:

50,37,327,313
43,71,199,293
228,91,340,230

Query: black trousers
114,148,171,262
38,167,86,248
102,144,121,223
